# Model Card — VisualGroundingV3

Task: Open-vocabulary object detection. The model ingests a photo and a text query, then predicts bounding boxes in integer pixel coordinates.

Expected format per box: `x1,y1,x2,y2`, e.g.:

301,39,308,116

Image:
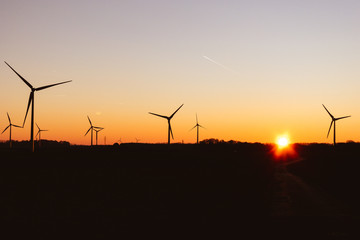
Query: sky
1,0,360,145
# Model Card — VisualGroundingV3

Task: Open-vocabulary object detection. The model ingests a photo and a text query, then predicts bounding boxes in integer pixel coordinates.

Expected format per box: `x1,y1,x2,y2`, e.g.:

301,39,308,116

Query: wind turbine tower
36,123,48,147
94,127,104,146
322,104,351,146
85,116,103,146
149,104,184,144
5,61,71,152
190,114,205,144
1,112,22,148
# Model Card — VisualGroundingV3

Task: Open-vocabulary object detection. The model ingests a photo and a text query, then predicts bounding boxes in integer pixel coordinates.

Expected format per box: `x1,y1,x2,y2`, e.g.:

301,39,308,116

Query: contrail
203,55,240,76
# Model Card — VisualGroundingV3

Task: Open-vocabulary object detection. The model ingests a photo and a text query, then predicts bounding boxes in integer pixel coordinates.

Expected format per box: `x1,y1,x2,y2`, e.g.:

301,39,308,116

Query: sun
277,136,289,149
273,135,296,161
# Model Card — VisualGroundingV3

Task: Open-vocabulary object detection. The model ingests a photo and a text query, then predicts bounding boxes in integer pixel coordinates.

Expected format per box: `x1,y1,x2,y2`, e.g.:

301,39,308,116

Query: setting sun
272,134,297,161
277,136,289,148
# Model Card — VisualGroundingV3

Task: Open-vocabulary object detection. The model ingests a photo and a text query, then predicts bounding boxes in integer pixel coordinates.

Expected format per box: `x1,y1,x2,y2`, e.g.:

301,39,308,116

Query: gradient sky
1,0,360,145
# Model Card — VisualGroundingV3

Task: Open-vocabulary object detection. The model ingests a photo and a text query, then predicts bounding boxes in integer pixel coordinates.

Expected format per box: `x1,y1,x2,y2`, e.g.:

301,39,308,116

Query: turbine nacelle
35,123,48,138
5,61,72,152
84,116,103,136
2,112,22,134
149,104,184,143
5,61,72,127
322,104,351,145
189,113,206,144
84,116,103,146
190,114,206,131
94,128,104,133
2,112,22,148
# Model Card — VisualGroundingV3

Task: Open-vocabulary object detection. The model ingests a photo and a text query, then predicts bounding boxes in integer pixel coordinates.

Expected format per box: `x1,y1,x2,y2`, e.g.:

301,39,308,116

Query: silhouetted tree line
0,140,70,149
199,138,257,145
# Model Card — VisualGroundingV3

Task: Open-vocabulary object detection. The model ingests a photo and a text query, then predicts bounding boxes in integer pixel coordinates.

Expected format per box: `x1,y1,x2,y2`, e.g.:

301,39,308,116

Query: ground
0,143,359,239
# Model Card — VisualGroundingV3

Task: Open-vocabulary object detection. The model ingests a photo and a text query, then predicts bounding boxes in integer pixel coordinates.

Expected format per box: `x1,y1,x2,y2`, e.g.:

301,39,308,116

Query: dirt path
271,158,350,217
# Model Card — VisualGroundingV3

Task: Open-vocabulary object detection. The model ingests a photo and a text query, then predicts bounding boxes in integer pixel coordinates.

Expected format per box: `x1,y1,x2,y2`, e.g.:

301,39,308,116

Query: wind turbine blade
36,131,40,138
87,116,92,126
36,123,40,130
149,112,168,119
4,61,33,89
7,112,11,124
336,115,351,120
199,125,206,129
169,123,174,139
23,92,33,126
13,125,23,128
2,125,10,134
35,80,72,91
170,104,184,119
189,125,197,131
85,127,92,136
322,104,334,119
94,126,104,130
327,120,334,138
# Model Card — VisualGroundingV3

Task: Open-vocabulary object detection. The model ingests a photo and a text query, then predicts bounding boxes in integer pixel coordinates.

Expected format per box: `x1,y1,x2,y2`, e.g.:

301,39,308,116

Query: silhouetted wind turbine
5,61,71,152
36,123,48,147
190,114,205,144
149,104,184,144
322,104,351,146
84,116,103,146
1,112,22,148
94,127,104,146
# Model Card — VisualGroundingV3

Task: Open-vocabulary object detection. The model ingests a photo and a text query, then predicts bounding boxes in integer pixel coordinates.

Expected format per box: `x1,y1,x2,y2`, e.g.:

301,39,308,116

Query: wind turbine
36,123,48,147
322,104,351,146
5,61,71,152
149,104,184,144
189,114,205,144
1,112,22,148
84,116,103,146
94,127,104,146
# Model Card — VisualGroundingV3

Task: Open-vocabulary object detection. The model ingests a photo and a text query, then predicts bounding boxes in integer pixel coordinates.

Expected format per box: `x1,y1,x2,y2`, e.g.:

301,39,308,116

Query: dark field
1,143,359,239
